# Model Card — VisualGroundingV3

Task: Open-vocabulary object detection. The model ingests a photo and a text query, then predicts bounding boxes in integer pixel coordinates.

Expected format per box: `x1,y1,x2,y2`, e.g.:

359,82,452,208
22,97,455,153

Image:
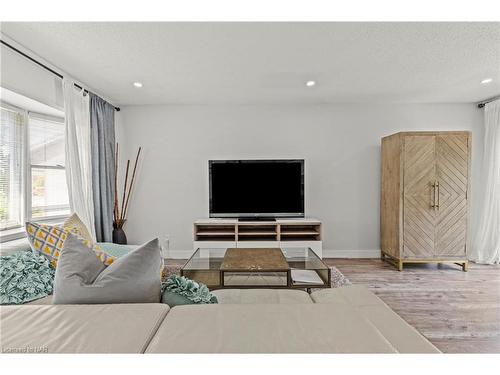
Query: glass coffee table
181,247,331,290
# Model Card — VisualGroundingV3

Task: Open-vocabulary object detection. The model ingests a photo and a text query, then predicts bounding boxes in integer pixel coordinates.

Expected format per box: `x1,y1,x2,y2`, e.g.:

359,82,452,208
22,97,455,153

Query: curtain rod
1,39,120,111
477,95,500,108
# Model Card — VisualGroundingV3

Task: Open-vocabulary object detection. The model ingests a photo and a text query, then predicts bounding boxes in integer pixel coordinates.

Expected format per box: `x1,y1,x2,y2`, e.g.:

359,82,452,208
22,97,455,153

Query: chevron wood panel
403,136,436,259
436,134,469,257
380,134,403,258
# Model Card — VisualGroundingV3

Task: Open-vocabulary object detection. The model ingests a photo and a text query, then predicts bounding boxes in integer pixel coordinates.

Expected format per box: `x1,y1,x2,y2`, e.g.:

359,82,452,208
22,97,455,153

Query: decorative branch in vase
113,143,142,244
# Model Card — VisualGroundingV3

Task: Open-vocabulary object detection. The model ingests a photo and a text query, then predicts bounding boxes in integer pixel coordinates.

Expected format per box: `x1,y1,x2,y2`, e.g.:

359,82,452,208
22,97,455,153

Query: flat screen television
209,159,304,219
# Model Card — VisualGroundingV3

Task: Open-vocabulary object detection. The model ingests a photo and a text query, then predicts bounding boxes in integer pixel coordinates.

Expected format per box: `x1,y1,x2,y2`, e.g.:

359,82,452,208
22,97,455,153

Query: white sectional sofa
0,286,440,353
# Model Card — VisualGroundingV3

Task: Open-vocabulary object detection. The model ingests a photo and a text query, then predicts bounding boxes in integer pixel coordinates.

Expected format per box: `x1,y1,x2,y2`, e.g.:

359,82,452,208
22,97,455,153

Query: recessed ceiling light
481,78,493,84
306,80,316,87
133,82,143,88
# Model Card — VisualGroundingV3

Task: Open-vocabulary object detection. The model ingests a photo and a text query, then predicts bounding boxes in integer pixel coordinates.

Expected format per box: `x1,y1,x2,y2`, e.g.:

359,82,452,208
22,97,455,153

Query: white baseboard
322,249,381,258
166,249,381,259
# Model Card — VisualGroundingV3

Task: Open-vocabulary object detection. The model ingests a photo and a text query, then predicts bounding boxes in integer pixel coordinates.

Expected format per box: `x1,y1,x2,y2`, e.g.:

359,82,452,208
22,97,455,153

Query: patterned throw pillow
26,211,125,267
25,222,93,268
92,246,117,266
62,213,93,243
61,214,116,266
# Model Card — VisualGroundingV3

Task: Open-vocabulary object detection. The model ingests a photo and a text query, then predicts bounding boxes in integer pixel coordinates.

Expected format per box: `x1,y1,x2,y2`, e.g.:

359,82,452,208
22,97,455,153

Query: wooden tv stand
193,218,323,258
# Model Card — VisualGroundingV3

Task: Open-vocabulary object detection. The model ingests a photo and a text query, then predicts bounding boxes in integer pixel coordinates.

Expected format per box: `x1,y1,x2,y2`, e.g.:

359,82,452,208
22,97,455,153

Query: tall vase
112,221,127,244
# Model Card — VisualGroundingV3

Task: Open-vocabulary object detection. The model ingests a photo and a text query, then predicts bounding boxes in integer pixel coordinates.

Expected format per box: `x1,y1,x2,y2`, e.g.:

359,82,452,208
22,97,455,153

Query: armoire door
403,135,437,259
435,134,469,257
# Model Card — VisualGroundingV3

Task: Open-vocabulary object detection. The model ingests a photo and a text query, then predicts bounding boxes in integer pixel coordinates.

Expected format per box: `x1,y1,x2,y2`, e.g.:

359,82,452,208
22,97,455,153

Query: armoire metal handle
435,181,440,208
431,182,435,208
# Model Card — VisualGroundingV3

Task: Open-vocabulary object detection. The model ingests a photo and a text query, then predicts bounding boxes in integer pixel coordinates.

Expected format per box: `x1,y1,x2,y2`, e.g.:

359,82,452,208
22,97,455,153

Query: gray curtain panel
90,93,116,242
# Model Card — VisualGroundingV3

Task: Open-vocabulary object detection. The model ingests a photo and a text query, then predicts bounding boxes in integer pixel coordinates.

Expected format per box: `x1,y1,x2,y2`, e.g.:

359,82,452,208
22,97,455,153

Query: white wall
117,103,484,258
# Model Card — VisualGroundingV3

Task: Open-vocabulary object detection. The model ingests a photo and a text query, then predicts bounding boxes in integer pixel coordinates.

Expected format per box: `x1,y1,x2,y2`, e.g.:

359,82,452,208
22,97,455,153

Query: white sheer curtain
63,78,96,240
470,99,500,264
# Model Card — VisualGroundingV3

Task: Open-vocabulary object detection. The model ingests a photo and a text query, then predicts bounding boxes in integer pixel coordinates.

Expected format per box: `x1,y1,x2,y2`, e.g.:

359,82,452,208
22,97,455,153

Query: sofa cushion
53,235,162,304
212,288,313,304
145,286,439,353
310,285,439,353
145,303,402,353
0,303,169,353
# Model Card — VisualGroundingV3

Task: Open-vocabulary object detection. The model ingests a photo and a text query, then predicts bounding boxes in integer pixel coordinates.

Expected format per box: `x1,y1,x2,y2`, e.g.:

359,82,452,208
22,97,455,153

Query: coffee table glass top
181,247,330,289
183,247,326,270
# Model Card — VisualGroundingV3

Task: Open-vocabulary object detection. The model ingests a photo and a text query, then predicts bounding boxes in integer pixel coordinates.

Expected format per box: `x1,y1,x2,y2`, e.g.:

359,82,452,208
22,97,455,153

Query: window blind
0,106,24,230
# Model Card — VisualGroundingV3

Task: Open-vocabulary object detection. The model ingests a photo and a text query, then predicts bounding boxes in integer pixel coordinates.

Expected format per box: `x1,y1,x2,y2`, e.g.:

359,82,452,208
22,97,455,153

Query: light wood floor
328,259,500,353
169,257,500,353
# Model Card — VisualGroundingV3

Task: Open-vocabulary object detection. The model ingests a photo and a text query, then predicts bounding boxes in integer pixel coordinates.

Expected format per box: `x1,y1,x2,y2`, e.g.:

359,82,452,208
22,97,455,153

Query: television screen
209,160,304,218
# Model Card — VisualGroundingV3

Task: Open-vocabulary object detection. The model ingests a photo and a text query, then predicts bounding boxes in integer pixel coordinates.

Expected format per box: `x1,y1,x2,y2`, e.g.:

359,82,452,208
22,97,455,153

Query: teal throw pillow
161,275,217,307
0,250,55,304
95,242,137,258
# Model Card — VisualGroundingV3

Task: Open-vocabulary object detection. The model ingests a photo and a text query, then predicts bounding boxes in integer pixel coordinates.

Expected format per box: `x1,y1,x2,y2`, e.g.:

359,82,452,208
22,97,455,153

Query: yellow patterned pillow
25,222,115,267
93,247,116,266
93,244,162,270
62,213,93,243
61,213,115,265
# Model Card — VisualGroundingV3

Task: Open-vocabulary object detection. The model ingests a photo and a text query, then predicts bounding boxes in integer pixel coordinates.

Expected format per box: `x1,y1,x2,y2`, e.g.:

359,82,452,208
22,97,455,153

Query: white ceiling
1,22,499,106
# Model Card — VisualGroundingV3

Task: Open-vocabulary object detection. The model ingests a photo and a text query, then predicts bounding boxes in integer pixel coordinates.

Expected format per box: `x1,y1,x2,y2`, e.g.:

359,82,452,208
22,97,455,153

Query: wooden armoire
380,131,471,271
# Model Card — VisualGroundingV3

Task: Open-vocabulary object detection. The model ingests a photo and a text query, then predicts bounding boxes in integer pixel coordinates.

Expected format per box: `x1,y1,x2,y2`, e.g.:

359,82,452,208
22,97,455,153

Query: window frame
0,100,68,242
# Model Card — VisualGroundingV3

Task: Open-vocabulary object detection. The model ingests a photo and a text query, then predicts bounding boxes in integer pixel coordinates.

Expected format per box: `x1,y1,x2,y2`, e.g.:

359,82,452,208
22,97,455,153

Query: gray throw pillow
53,234,162,304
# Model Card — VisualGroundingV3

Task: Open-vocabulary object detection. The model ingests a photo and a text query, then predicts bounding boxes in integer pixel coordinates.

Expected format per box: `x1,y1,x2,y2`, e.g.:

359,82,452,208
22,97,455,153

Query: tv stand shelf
193,218,323,258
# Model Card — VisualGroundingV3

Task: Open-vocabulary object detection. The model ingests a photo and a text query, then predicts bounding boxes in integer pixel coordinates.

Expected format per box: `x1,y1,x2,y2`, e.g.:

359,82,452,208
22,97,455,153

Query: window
0,102,68,239
29,114,69,220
